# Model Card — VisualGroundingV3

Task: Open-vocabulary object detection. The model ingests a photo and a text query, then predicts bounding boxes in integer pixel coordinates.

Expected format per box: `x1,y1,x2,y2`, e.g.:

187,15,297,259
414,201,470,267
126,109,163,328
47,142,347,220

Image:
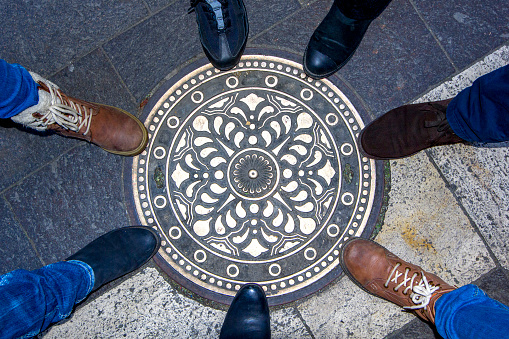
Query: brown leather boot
11,72,148,156
359,99,465,160
340,238,456,323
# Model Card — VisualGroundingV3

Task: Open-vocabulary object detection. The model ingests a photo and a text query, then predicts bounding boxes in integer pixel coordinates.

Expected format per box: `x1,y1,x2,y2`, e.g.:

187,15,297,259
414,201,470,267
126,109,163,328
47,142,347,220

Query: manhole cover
125,53,384,305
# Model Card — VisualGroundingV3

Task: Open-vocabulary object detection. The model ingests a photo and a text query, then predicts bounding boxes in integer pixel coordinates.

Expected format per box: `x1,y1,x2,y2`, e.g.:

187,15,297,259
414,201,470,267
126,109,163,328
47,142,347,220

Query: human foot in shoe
340,238,455,323
190,0,249,71
220,283,271,339
303,1,372,79
10,72,148,156
359,99,465,160
67,226,160,291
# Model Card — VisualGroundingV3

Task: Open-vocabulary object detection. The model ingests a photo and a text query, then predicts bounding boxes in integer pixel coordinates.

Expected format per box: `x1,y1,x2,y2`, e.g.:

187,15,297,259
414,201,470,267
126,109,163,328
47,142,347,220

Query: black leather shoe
304,2,371,79
220,284,271,339
190,0,249,71
67,226,160,291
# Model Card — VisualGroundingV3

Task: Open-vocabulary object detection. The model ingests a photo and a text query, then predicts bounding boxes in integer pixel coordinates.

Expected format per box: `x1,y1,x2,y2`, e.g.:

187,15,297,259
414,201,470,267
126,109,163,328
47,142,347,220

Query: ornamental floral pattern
168,92,339,261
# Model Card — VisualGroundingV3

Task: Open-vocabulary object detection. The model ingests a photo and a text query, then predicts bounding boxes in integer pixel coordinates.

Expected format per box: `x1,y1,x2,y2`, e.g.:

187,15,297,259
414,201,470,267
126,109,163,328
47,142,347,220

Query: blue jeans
447,64,509,143
0,59,39,119
435,284,509,339
0,261,94,339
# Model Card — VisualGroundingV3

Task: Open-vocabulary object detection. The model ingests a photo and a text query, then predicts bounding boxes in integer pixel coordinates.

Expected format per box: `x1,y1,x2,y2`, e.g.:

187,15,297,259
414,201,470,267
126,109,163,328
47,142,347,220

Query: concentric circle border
123,49,386,306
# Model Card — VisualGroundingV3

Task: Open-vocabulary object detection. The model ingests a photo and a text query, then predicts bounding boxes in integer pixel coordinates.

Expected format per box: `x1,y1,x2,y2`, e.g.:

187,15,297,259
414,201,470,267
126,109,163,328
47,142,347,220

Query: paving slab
0,122,79,192
144,0,174,13
244,0,302,37
43,266,311,338
297,151,494,338
338,0,455,116
412,0,509,69
417,45,509,268
0,196,42,275
0,0,149,76
103,0,202,102
4,145,129,264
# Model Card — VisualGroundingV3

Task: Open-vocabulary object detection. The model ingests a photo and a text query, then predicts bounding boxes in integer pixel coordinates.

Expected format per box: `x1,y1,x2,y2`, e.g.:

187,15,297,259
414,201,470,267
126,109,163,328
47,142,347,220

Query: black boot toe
67,226,160,291
220,284,270,339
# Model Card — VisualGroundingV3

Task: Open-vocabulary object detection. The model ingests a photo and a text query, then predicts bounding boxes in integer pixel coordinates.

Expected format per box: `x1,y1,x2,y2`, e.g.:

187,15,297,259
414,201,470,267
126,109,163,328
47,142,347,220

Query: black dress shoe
190,0,249,71
67,226,160,291
220,284,271,339
303,2,371,79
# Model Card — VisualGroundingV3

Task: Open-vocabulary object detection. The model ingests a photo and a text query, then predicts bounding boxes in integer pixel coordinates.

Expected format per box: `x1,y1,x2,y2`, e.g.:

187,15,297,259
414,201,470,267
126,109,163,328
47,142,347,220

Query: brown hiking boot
340,238,456,323
359,99,464,160
11,72,148,156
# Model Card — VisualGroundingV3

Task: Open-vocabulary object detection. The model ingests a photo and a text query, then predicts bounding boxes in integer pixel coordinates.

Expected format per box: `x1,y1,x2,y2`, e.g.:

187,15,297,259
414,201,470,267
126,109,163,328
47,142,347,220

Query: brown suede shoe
359,99,464,160
340,238,455,323
37,82,148,156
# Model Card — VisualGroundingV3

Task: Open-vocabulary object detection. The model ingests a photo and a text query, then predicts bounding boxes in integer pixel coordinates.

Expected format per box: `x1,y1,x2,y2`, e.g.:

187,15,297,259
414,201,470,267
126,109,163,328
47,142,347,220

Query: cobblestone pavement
1,0,508,338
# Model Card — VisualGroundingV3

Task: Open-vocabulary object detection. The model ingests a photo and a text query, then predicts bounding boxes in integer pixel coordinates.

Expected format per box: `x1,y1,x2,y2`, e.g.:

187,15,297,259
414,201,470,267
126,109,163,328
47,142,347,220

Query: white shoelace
385,263,440,311
39,83,93,135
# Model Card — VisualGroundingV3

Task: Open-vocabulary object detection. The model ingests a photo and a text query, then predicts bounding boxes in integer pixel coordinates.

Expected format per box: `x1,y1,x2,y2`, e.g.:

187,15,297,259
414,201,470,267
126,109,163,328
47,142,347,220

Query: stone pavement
0,0,508,338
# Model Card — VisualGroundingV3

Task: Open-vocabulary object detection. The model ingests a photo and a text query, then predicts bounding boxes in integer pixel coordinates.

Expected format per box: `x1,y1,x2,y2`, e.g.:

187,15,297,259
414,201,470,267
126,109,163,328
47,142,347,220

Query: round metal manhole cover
125,53,384,306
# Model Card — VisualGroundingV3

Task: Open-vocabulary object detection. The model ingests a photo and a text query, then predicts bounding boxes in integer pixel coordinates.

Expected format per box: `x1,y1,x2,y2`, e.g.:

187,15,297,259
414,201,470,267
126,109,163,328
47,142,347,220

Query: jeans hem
66,260,94,302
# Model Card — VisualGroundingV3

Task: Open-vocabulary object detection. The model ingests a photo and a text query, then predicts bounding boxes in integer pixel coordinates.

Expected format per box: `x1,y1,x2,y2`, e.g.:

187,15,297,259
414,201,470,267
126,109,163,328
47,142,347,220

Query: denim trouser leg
0,260,94,339
0,59,39,119
434,284,509,339
447,64,509,143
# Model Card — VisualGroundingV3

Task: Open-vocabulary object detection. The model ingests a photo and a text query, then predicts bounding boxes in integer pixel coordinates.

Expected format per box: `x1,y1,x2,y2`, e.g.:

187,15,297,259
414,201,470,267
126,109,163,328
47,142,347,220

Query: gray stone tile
244,0,302,37
417,46,509,102
4,145,129,264
50,48,138,117
0,196,42,275
412,0,509,70
271,308,313,338
103,0,202,102
0,120,79,192
297,151,494,338
145,0,173,13
418,46,509,268
387,320,440,339
475,267,509,307
251,0,333,56
0,0,149,76
339,0,455,116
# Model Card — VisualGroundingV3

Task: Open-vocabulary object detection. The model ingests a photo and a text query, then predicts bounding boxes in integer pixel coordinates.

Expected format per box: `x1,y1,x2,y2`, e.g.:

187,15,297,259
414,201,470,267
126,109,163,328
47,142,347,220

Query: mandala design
131,55,381,305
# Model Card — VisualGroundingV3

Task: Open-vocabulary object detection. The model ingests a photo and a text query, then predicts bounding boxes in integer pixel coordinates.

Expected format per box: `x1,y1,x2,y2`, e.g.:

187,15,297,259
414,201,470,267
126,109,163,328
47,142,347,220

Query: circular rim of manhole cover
124,50,385,306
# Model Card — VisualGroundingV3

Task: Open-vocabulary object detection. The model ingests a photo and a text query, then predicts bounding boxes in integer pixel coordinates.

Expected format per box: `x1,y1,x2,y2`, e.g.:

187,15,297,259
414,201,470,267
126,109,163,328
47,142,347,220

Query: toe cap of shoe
304,48,339,79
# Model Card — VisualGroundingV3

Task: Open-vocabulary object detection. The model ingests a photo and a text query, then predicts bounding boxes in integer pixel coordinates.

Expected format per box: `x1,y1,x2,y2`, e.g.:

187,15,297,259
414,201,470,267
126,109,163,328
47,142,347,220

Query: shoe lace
423,103,453,133
39,83,93,135
188,0,231,31
385,263,440,311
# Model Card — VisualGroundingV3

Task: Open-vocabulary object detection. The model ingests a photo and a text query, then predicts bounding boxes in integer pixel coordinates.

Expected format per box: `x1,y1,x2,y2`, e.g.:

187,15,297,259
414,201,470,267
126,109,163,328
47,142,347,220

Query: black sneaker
190,0,249,71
